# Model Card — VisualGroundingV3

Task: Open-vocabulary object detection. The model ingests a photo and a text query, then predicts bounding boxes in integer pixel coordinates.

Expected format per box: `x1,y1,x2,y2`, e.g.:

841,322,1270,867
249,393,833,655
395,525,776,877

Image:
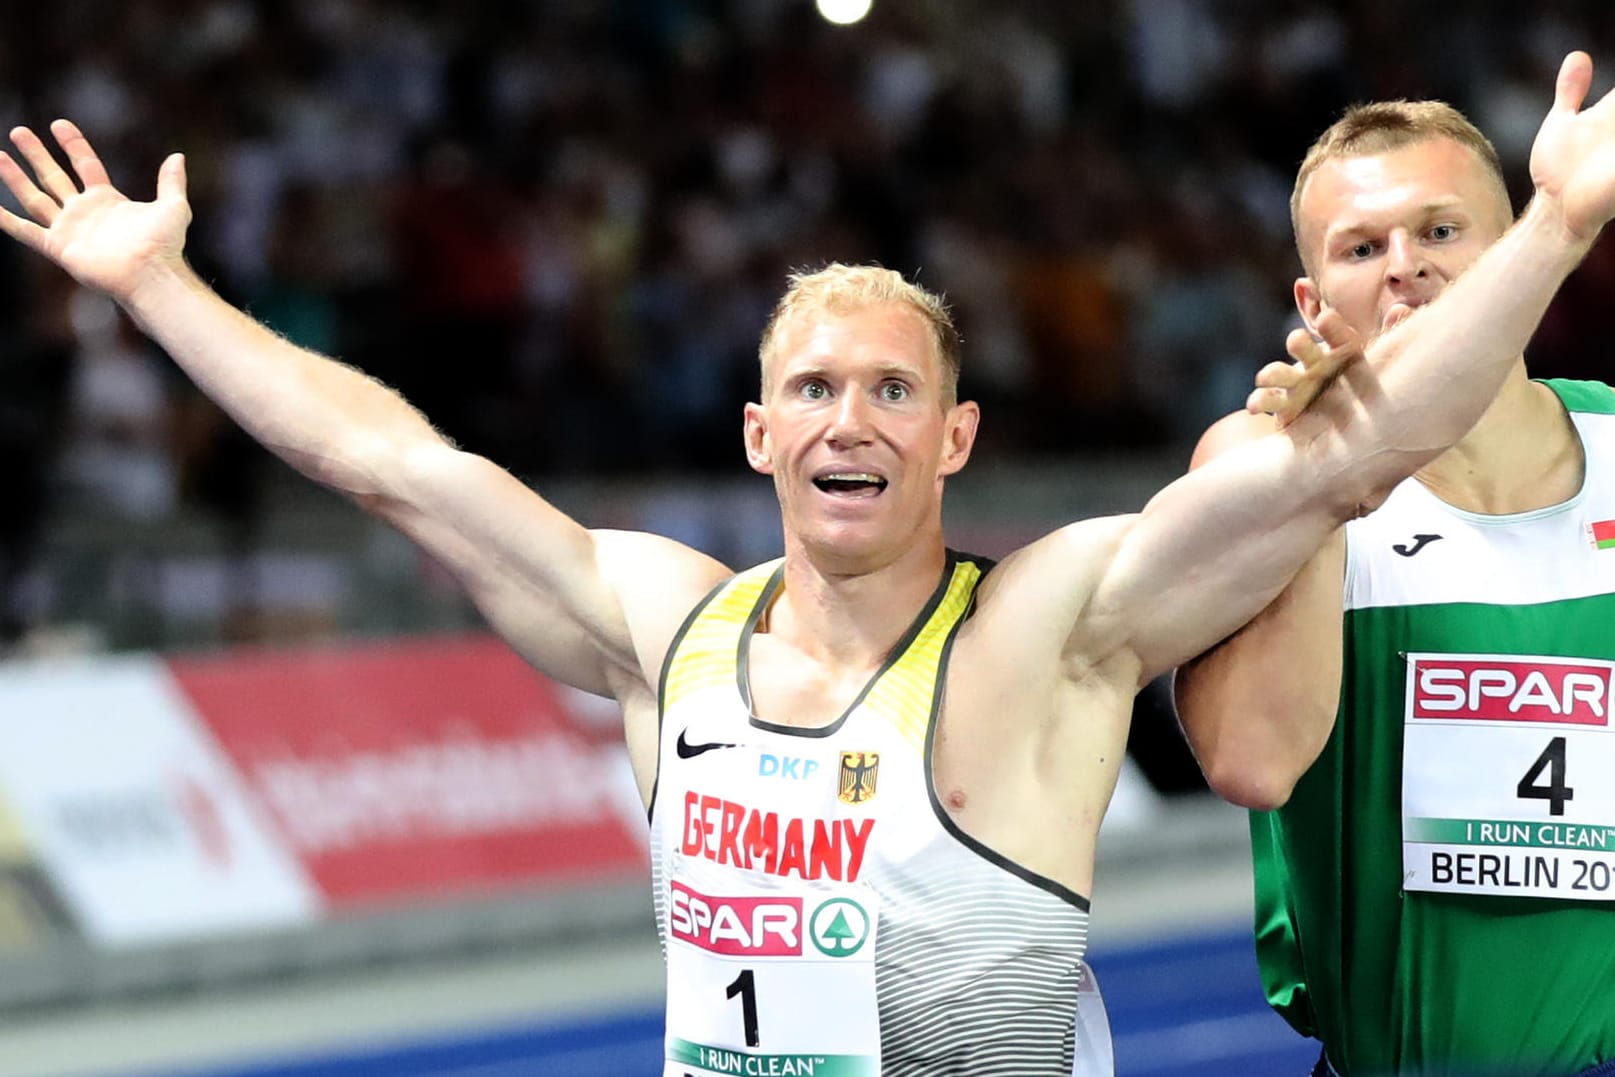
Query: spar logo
670,881,803,956
668,882,873,959
808,896,870,957
1409,655,1613,725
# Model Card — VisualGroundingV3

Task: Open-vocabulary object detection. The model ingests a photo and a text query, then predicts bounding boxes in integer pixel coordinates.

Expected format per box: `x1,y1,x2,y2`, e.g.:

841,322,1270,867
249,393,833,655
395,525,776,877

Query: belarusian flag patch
1591,519,1615,550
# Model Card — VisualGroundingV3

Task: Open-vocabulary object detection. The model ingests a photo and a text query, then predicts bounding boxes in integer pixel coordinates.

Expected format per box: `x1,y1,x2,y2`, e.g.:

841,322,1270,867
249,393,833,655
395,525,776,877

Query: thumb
156,152,187,205
1554,51,1593,117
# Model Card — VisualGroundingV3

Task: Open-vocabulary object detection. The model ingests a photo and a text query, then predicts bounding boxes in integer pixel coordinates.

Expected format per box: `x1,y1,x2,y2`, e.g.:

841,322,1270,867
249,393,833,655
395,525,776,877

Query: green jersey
1253,380,1615,1077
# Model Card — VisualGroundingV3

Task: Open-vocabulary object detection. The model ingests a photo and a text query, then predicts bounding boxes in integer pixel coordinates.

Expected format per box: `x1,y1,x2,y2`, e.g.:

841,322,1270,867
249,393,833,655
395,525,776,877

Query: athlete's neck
1415,362,1584,515
766,541,949,671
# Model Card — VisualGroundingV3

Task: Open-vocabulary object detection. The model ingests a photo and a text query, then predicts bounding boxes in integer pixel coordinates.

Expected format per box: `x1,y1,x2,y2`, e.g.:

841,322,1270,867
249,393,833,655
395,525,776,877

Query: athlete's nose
1385,230,1429,285
826,390,876,446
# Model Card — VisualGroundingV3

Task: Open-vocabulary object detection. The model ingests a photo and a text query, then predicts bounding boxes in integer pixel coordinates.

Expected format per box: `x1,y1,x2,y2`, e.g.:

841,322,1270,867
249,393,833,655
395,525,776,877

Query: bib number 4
1516,736,1575,817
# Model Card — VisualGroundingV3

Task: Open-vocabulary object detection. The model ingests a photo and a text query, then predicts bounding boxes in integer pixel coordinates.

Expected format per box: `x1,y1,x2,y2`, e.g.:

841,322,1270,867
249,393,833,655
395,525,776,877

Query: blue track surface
147,926,1317,1077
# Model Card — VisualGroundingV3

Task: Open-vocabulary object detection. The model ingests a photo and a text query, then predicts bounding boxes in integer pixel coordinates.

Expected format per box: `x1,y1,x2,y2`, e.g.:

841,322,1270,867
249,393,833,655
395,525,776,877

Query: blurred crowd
3,0,1615,646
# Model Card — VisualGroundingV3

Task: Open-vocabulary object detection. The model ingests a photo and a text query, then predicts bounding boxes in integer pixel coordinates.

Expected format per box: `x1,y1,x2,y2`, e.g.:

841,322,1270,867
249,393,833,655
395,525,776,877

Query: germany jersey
649,551,1096,1076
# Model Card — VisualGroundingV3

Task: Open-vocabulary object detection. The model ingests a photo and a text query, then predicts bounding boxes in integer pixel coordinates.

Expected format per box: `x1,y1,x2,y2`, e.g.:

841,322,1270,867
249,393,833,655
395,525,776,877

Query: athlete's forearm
1104,199,1587,680
120,258,447,498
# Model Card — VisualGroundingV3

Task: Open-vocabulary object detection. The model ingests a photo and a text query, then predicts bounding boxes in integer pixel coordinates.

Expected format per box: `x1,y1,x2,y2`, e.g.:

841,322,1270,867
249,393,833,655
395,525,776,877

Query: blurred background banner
0,637,651,952
169,636,649,908
0,656,319,947
0,788,76,955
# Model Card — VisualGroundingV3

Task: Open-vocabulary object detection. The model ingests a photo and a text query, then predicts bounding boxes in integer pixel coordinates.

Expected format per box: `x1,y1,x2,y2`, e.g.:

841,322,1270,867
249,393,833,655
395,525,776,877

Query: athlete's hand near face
1246,309,1365,429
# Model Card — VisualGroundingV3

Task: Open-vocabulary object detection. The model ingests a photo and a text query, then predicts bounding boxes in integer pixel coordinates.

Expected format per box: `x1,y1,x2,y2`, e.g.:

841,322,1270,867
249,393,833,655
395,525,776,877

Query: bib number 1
663,882,882,1077
725,969,760,1048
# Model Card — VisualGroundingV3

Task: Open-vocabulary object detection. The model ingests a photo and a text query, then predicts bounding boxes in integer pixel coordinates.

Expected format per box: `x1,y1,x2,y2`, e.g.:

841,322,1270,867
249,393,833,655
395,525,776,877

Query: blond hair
1291,100,1510,274
758,263,961,406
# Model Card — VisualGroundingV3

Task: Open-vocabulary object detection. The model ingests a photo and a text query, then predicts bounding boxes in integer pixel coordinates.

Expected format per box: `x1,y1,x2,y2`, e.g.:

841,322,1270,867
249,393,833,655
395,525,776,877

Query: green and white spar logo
809,897,871,957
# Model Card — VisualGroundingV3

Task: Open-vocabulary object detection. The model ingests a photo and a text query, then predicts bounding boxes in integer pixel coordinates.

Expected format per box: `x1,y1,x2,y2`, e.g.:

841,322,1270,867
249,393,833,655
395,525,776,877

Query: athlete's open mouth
812,472,888,496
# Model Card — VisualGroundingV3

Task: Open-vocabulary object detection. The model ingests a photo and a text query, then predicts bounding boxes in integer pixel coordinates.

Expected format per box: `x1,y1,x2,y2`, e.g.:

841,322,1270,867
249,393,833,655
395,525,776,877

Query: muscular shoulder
967,515,1136,668
592,528,733,673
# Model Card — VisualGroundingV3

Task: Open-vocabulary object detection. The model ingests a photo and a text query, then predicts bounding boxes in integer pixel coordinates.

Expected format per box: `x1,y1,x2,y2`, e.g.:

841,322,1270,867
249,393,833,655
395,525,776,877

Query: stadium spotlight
816,0,873,26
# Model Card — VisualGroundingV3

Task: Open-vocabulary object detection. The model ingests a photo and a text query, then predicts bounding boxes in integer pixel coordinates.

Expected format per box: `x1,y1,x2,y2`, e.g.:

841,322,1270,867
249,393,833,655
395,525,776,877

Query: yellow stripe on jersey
863,558,981,751
663,556,983,748
663,559,782,708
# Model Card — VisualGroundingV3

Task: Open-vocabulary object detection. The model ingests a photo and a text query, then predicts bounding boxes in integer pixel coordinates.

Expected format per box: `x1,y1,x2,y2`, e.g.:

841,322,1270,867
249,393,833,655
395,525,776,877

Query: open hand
1245,309,1364,428
0,119,190,299
1530,51,1615,244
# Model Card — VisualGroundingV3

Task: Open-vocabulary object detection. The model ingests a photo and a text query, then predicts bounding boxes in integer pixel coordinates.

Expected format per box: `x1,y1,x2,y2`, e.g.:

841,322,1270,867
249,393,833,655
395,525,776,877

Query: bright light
816,0,872,26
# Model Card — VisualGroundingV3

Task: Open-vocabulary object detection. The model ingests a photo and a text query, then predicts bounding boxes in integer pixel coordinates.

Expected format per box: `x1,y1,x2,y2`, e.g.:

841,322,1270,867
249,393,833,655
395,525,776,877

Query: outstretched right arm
0,120,730,708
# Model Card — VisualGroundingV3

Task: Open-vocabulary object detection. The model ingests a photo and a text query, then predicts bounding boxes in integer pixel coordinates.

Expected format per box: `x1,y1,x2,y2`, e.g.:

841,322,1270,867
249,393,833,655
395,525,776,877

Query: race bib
663,878,881,1077
1402,653,1615,900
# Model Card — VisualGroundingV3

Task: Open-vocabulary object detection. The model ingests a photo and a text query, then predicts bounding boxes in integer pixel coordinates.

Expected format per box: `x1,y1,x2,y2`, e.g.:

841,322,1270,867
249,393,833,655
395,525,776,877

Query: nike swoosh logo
1392,533,1444,557
676,730,739,759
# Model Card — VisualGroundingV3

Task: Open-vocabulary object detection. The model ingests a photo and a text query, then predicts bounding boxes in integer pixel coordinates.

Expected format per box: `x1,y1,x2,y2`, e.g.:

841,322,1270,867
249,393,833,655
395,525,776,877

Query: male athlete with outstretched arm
4,50,1615,1077
1175,47,1615,1077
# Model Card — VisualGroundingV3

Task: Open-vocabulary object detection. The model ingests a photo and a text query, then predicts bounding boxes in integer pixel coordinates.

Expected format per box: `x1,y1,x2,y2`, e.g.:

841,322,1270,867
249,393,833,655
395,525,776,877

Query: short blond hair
758,263,961,406
1291,100,1510,274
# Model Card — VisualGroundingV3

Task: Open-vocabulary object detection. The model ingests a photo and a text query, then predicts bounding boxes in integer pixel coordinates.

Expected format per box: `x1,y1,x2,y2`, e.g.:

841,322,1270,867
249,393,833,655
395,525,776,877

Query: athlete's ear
744,401,774,475
938,400,979,477
1295,277,1325,335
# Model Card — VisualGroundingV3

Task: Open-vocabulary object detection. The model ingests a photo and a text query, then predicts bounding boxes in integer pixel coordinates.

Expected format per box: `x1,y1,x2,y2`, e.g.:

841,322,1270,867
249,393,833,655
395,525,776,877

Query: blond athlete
1176,53,1615,1077
5,51,1615,1077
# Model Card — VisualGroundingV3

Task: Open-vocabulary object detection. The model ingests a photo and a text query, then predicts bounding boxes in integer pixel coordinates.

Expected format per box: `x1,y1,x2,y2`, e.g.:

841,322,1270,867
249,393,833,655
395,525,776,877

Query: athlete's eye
879,382,908,402
1429,224,1457,241
800,380,827,400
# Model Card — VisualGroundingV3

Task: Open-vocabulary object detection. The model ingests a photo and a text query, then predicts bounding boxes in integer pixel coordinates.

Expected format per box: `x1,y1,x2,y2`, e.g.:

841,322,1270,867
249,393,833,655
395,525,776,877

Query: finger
0,201,52,253
1311,308,1357,352
1254,359,1301,390
1284,327,1324,367
8,125,78,205
155,151,186,204
48,118,111,190
1246,386,1289,416
0,150,59,226
1554,51,1593,117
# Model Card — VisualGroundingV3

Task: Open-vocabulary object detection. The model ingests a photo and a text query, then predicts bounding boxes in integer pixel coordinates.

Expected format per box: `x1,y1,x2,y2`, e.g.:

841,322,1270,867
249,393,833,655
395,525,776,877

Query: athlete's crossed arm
1034,52,1615,693
1169,405,1348,810
0,119,731,712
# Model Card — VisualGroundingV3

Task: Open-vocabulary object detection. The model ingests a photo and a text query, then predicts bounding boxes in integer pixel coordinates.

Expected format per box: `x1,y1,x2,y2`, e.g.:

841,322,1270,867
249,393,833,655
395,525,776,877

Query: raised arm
1070,52,1615,686
0,120,729,720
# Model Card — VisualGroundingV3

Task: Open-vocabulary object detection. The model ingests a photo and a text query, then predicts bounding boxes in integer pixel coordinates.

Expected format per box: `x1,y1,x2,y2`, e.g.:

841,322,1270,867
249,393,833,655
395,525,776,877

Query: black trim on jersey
734,562,786,719
647,571,743,825
921,554,1093,913
742,550,961,739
